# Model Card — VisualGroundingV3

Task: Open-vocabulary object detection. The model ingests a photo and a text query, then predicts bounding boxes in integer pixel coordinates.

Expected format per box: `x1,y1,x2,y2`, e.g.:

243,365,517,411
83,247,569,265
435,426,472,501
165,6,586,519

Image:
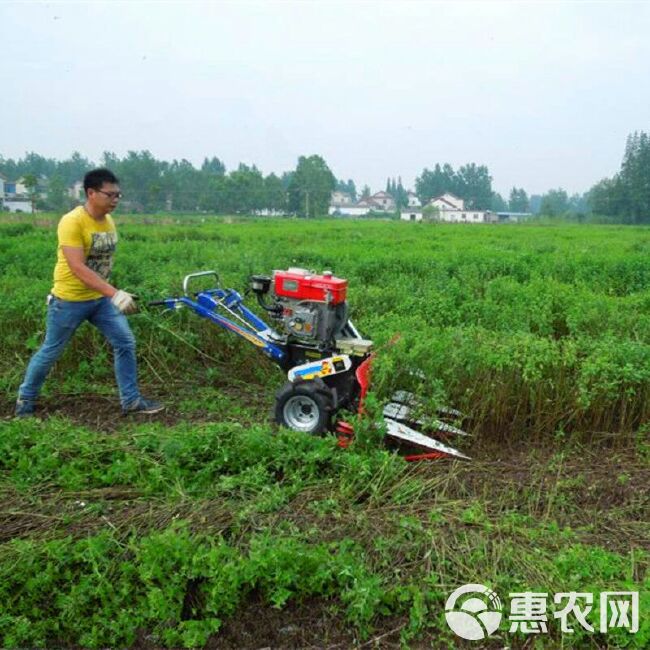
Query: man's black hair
84,168,119,194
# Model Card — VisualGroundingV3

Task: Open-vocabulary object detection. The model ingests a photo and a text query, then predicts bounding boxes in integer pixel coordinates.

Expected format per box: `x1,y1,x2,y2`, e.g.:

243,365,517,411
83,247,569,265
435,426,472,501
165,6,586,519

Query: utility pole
304,190,310,218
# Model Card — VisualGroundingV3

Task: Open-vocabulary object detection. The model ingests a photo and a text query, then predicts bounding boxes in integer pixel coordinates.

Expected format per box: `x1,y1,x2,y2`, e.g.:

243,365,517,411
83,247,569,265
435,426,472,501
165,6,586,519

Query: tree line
0,151,546,217
0,152,338,217
2,131,648,221
587,131,650,223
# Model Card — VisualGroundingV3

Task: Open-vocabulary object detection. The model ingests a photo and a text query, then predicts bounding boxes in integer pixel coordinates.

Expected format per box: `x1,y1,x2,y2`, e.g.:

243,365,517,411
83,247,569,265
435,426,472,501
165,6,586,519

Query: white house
429,193,464,211
407,191,421,207
68,180,84,200
495,211,533,223
330,194,393,216
13,178,29,196
400,207,424,222
0,173,5,209
253,208,287,216
437,209,496,223
330,204,370,217
369,191,395,211
425,193,496,224
330,191,353,205
330,196,382,216
4,198,34,213
329,190,359,216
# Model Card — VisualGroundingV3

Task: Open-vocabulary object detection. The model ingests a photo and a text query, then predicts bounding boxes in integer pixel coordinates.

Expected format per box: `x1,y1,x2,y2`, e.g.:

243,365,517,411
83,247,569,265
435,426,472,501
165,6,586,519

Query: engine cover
273,268,347,305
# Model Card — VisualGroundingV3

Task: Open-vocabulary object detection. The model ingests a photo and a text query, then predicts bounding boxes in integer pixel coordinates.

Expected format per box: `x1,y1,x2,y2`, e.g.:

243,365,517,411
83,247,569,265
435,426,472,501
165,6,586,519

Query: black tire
274,379,334,435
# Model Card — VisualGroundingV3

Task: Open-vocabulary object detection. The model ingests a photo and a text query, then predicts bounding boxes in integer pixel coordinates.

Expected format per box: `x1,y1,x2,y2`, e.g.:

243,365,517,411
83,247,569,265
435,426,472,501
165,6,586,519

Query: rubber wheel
274,379,334,434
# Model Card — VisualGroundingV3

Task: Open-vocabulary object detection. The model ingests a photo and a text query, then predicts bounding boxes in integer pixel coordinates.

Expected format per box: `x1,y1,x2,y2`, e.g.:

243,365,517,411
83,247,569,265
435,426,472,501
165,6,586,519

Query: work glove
111,290,138,315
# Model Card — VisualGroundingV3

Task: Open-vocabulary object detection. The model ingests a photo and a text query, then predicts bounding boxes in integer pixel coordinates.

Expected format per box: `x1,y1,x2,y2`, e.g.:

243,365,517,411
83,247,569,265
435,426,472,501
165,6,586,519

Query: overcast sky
2,1,649,197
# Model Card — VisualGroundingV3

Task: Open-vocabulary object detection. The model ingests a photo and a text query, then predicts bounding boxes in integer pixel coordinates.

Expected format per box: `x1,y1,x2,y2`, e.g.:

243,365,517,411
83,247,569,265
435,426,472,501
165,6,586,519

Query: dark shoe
122,397,165,415
15,399,36,418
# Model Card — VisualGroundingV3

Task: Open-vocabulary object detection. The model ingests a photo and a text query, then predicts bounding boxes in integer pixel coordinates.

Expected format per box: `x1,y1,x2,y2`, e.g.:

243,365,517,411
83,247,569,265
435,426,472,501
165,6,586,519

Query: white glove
111,290,138,314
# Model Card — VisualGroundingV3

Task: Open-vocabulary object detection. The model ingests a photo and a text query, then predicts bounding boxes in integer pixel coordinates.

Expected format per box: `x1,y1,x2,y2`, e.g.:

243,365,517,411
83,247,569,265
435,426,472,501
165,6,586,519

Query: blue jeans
18,295,141,407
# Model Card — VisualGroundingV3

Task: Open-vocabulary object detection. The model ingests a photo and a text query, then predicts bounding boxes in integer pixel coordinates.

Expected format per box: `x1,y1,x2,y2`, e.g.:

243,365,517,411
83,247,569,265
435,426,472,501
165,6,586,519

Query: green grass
0,216,648,647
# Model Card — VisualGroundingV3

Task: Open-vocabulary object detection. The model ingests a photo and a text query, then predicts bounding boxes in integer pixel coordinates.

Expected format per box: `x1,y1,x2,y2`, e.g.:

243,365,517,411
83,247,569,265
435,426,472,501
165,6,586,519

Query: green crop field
0,215,648,648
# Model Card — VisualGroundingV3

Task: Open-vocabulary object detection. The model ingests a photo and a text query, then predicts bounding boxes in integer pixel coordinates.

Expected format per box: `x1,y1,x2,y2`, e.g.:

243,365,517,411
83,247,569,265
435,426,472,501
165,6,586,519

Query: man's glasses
95,190,123,200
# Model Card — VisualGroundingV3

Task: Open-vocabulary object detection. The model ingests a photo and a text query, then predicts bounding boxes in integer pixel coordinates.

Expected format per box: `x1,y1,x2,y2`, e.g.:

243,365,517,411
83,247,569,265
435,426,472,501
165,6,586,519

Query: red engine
273,268,347,305
250,268,350,342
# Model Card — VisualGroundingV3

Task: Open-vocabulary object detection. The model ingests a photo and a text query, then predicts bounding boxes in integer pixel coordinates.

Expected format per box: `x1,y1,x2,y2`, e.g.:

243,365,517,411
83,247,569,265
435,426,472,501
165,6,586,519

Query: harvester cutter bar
391,390,466,420
383,419,470,460
383,402,470,437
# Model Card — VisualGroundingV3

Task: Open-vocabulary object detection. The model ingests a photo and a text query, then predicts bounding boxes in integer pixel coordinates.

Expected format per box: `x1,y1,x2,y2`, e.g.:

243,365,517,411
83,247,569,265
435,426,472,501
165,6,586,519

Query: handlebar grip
183,270,220,296
148,300,169,307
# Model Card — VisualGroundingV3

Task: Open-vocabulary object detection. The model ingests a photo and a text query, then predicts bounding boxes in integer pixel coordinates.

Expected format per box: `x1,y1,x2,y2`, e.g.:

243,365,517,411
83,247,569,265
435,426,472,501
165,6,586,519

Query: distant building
13,178,29,196
4,177,33,199
37,175,49,199
328,188,406,217
330,198,373,217
425,193,496,224
495,211,533,223
369,191,395,211
429,192,465,211
328,190,359,215
400,207,424,222
329,193,388,216
0,173,5,209
69,180,84,201
330,191,353,205
407,191,421,207
4,198,34,213
399,190,424,220
253,208,287,216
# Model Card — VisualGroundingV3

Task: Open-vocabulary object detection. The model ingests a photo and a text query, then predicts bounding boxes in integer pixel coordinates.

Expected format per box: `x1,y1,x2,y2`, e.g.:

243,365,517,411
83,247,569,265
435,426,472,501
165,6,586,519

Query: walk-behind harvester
150,269,470,460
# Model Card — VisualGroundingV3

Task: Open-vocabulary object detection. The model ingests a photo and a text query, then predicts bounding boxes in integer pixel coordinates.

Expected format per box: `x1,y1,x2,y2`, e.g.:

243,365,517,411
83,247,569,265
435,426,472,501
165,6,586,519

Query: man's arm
62,246,117,297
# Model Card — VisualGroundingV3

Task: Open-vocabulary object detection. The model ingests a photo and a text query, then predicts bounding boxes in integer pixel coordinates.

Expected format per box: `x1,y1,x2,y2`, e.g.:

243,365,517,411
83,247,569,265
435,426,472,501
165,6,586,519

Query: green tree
335,178,357,200
45,174,69,212
264,173,287,213
456,163,493,209
281,171,294,190
539,188,569,216
620,131,650,222
567,193,588,215
0,155,19,180
57,152,93,186
422,204,440,221
587,177,625,218
415,162,492,208
227,164,266,213
18,152,57,179
22,173,39,213
490,192,508,212
288,155,336,217
508,187,529,212
584,130,650,223
161,158,204,211
530,194,543,214
415,163,456,204
386,176,408,209
201,156,226,176
101,150,166,212
197,174,225,213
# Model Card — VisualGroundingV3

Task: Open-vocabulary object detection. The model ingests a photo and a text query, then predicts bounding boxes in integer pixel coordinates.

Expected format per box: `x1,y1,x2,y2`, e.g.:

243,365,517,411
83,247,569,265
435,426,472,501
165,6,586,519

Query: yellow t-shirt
52,206,118,301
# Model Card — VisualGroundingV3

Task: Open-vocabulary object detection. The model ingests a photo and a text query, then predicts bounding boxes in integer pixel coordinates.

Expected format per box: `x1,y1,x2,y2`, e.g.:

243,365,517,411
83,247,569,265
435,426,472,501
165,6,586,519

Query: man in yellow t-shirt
15,168,164,417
